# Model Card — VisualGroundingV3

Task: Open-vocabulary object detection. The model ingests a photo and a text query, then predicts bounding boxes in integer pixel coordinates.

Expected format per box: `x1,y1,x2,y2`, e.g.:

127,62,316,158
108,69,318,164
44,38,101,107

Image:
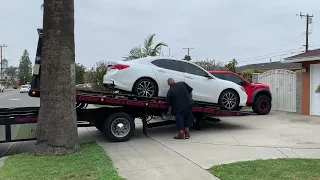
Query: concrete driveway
145,111,320,169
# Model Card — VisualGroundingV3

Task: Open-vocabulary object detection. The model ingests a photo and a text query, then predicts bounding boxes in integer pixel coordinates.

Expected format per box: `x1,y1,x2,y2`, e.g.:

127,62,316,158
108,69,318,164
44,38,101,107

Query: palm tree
124,34,168,60
36,0,78,155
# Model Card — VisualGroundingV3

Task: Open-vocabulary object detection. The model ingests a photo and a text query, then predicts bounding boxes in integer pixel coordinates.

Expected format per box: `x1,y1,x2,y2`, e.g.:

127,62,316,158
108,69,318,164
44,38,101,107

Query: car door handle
157,69,165,73
185,76,193,79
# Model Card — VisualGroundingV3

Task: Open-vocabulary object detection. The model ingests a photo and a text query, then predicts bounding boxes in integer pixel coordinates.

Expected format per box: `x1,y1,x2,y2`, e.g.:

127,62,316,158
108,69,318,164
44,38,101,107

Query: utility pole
0,44,8,82
299,12,313,52
183,47,194,56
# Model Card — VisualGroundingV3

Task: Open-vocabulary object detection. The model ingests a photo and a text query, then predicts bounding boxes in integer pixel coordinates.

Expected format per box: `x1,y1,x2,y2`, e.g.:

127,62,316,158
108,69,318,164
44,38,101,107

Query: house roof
283,48,320,63
236,61,302,72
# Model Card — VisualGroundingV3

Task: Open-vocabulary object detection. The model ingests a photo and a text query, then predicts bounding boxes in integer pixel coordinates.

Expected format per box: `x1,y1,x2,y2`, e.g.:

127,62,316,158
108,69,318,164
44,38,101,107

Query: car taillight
110,64,130,70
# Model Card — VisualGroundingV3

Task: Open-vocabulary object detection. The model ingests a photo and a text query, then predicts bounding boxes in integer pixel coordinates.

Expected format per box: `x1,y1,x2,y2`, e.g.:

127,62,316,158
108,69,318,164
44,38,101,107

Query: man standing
166,78,194,139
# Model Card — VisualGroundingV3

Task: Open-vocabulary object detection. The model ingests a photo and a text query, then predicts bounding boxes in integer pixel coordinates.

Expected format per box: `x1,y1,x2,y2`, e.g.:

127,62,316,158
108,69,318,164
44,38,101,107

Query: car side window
224,74,243,85
211,74,225,79
151,59,182,72
182,62,208,77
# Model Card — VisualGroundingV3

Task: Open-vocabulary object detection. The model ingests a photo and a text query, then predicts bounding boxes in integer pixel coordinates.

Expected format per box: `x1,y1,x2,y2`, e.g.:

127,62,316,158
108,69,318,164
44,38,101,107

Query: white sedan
103,57,247,110
20,85,31,93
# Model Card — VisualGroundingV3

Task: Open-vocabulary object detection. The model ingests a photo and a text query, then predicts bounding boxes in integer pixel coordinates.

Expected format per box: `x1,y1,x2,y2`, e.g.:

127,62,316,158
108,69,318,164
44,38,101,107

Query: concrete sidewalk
89,127,218,180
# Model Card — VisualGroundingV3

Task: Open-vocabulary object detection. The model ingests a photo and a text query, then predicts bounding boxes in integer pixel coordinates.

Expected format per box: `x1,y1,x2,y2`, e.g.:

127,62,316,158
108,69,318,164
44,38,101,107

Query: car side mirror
205,74,213,79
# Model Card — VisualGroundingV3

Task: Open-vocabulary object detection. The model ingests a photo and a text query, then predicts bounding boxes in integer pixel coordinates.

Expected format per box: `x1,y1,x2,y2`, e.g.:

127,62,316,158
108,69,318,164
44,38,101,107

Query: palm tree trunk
36,0,79,155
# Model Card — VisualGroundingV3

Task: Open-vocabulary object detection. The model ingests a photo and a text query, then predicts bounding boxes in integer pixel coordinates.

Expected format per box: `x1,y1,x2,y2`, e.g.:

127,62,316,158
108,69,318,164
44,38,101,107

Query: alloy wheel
222,92,237,109
137,81,155,97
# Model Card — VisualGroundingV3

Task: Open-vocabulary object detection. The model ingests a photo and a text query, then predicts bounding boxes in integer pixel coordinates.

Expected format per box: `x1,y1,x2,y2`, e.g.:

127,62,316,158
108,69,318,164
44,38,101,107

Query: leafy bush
316,85,320,94
84,61,111,92
241,69,265,82
13,85,18,89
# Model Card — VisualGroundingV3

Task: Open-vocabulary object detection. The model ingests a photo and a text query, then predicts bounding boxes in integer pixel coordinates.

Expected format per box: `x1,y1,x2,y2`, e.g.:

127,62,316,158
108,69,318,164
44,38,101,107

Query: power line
238,50,305,63
237,32,306,61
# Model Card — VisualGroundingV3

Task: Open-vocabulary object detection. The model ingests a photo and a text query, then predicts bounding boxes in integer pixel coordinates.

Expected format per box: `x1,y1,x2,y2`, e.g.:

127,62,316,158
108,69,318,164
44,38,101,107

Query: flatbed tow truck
0,29,259,143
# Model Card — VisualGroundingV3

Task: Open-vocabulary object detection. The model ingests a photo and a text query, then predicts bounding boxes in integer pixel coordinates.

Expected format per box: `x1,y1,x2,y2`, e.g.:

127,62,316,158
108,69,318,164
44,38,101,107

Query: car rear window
21,85,29,88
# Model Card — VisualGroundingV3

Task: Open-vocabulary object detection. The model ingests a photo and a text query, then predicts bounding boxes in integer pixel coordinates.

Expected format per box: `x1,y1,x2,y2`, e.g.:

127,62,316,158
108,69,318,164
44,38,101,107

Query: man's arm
166,90,173,113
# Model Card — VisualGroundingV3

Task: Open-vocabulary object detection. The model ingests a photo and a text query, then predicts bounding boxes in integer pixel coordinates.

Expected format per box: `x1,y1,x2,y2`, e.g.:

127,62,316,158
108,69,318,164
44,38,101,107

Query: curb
0,156,9,170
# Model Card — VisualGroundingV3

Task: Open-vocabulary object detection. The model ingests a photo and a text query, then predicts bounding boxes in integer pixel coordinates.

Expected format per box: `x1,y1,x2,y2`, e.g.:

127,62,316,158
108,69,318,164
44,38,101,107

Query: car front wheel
132,78,158,98
252,95,271,115
218,90,240,111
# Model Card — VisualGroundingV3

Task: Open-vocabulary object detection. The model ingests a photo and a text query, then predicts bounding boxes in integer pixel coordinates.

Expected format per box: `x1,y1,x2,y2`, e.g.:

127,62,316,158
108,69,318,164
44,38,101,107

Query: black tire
218,89,240,111
95,120,104,132
103,112,135,142
132,78,158,98
252,95,271,115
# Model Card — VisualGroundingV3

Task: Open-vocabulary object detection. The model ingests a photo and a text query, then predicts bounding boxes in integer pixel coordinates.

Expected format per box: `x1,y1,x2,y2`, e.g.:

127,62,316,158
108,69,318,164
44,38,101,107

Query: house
236,61,302,72
282,48,320,116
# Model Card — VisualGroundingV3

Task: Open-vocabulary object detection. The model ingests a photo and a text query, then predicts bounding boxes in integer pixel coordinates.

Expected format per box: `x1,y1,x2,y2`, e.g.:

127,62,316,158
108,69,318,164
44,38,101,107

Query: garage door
310,64,320,116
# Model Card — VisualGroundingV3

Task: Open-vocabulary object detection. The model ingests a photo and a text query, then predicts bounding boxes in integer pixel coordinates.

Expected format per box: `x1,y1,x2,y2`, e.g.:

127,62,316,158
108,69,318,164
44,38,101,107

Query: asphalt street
0,89,39,157
0,89,39,108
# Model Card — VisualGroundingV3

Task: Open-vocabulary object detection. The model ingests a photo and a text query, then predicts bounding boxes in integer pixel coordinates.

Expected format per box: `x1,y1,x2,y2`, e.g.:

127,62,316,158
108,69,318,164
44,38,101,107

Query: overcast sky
1,0,319,68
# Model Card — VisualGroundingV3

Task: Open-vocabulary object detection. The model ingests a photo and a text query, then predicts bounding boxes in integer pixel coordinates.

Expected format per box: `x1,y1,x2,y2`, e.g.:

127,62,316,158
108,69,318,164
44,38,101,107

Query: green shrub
316,85,320,93
13,85,18,89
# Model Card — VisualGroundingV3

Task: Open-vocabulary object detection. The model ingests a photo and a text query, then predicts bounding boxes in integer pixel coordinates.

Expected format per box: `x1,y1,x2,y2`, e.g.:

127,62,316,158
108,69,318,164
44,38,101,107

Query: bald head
167,78,175,86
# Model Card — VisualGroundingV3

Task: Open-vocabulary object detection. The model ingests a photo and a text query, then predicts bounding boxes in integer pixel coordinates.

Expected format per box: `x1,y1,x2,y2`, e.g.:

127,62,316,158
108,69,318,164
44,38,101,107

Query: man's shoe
173,131,185,140
185,131,190,139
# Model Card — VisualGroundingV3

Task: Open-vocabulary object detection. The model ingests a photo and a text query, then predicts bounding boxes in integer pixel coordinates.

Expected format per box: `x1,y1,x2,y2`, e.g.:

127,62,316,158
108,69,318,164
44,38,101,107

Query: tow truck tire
103,112,135,142
252,95,271,115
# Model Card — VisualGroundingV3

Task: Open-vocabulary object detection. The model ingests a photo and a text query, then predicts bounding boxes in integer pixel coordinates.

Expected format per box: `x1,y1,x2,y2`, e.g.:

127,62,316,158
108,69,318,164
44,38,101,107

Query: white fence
257,69,297,112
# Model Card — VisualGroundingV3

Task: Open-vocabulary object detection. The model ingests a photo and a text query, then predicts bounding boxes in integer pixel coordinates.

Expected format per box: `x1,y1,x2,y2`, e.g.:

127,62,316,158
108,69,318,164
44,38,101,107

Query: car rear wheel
132,78,158,98
218,89,240,111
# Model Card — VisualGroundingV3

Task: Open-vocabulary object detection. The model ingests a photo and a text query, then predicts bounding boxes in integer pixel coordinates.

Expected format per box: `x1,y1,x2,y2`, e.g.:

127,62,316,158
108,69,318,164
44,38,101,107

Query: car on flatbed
103,57,248,111
209,70,272,115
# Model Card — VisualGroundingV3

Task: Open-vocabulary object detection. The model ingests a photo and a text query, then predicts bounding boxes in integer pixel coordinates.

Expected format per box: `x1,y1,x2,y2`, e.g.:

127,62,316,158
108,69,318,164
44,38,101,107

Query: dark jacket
166,81,193,115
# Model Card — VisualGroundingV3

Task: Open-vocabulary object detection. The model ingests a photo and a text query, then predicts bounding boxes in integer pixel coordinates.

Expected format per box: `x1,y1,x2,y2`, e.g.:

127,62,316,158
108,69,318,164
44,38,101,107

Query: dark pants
175,106,194,131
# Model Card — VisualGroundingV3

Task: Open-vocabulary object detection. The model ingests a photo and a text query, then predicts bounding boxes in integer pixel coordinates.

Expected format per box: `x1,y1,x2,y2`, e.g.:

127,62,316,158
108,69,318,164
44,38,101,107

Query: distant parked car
209,70,272,115
20,85,31,93
103,57,248,110
0,84,4,92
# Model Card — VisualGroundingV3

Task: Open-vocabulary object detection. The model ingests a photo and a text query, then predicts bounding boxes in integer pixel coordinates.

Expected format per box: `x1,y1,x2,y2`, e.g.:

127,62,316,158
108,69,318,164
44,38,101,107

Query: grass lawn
210,158,320,180
0,142,123,180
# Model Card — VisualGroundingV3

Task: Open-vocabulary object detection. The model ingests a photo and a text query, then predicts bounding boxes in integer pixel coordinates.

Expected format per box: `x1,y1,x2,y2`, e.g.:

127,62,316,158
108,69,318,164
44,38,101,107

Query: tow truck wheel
103,112,135,142
252,95,271,115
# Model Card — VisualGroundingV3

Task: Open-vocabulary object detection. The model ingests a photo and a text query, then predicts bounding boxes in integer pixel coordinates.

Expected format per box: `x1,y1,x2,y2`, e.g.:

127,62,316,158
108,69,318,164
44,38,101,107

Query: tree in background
241,69,265,82
18,49,32,83
195,60,225,71
124,34,168,60
224,58,238,72
183,55,191,61
85,61,108,92
4,66,17,85
75,63,86,84
36,0,78,156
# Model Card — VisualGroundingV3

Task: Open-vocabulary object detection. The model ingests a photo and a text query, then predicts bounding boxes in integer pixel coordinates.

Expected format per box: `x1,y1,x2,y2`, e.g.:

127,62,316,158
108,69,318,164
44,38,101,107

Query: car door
181,61,218,103
150,59,185,96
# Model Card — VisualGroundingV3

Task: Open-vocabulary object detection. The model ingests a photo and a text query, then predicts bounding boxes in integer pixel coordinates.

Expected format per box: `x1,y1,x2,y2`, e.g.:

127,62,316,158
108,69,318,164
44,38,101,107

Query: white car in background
20,85,31,93
0,84,4,92
103,57,247,110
